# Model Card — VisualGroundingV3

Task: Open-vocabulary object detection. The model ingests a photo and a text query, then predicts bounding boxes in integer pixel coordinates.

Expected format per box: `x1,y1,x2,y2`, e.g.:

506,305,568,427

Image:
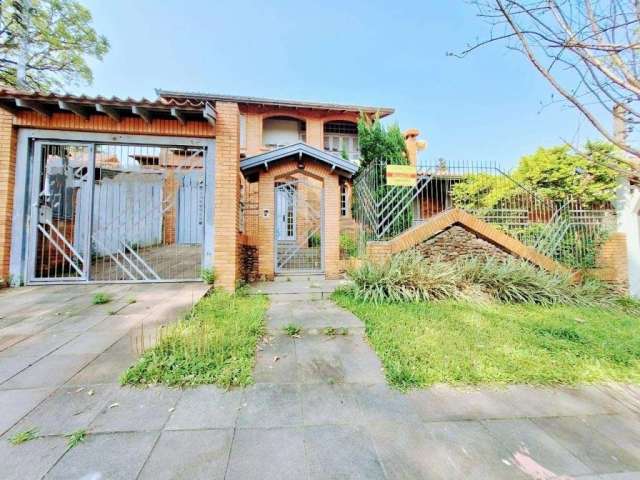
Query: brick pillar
324,174,340,278
258,172,275,280
404,128,420,166
306,118,323,149
0,108,16,284
214,102,241,291
245,113,262,156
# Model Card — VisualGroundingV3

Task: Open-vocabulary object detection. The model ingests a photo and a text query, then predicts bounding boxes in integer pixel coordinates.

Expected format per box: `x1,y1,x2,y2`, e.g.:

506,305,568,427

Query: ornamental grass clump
346,249,636,311
346,249,462,303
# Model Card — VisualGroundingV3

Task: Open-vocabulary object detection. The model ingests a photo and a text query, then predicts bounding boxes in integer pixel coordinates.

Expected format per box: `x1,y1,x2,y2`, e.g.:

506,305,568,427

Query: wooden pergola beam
95,103,121,122
15,98,52,117
58,101,91,120
132,106,151,123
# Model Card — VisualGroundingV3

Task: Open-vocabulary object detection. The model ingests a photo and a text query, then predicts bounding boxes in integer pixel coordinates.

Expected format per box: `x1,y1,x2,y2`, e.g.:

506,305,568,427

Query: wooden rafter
132,106,151,123
170,107,185,125
58,101,91,120
15,98,51,117
95,104,121,122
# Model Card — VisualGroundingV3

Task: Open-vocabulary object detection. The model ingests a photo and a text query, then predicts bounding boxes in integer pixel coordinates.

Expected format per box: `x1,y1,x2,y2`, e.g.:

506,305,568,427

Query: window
340,183,348,217
324,121,359,162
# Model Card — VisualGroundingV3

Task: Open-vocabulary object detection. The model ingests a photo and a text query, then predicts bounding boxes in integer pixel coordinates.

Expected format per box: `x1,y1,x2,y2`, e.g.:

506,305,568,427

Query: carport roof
240,143,359,176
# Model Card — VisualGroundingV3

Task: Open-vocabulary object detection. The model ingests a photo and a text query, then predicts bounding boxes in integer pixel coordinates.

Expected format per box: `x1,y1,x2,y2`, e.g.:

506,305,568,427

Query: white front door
276,186,296,241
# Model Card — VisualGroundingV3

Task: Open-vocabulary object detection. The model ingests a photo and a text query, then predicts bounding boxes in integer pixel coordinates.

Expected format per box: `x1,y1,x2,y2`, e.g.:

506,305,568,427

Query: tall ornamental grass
345,250,636,312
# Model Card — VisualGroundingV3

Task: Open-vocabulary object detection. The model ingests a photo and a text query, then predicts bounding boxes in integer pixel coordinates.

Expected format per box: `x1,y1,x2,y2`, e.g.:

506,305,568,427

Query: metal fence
351,159,617,269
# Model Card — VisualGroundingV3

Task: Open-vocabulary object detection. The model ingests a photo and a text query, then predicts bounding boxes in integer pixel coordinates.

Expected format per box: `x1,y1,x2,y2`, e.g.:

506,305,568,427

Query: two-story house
0,88,418,290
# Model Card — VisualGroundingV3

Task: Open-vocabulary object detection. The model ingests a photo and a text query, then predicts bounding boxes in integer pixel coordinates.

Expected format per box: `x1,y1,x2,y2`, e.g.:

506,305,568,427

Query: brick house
0,88,406,290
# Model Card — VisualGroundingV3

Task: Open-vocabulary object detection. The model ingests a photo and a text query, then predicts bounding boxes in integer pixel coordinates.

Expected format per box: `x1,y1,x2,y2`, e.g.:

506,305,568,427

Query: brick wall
0,108,16,283
587,233,629,290
214,102,241,291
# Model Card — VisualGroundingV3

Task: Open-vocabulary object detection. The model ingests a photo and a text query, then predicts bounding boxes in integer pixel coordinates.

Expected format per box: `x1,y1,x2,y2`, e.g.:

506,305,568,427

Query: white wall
616,179,640,298
263,118,302,147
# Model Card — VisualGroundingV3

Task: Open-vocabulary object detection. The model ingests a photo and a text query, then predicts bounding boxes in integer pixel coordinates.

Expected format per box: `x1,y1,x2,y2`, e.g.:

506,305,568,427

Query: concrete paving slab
0,435,68,480
236,383,302,428
225,427,307,480
407,385,525,422
421,421,530,479
253,334,298,384
483,418,594,477
503,385,630,418
304,424,386,480
44,431,159,480
353,384,423,426
534,416,640,474
367,420,454,480
8,384,115,436
52,327,126,355
66,346,138,385
0,330,78,359
300,383,363,426
0,354,41,384
1,354,96,390
0,387,53,435
579,414,640,460
165,386,242,430
139,429,233,480
89,386,181,433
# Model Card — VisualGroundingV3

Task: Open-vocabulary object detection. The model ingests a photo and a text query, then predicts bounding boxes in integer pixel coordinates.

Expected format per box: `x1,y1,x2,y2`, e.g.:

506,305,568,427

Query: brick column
306,118,323,149
324,174,340,278
214,102,241,291
257,172,275,280
0,108,16,284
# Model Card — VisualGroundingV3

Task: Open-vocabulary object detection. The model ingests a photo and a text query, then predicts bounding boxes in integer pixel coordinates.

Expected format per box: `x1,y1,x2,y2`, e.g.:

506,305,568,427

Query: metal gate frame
274,177,324,274
9,129,216,286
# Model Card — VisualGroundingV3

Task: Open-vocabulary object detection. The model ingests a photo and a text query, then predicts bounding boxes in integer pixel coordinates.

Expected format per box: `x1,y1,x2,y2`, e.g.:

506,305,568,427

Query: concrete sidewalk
0,285,639,479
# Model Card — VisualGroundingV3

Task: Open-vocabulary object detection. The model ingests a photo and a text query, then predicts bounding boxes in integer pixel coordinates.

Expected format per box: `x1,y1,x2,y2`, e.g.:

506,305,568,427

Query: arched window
324,121,359,163
262,116,306,149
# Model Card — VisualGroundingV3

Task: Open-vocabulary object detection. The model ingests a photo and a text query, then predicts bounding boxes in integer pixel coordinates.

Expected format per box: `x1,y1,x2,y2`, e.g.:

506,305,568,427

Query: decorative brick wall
0,108,17,284
417,225,510,262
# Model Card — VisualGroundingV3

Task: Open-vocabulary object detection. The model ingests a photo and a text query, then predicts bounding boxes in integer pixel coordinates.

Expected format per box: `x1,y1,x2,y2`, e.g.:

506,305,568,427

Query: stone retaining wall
416,225,510,262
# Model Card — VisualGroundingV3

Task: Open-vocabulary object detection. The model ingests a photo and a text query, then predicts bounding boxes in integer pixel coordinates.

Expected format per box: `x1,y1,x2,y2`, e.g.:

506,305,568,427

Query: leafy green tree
357,113,408,168
0,0,109,91
452,141,621,208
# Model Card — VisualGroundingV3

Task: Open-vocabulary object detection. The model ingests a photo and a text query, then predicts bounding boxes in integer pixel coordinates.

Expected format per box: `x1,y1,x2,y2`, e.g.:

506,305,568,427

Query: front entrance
274,176,323,273
27,138,210,283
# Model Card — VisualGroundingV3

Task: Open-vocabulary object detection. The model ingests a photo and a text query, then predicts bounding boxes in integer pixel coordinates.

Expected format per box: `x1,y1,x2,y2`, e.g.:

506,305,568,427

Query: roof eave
157,89,394,117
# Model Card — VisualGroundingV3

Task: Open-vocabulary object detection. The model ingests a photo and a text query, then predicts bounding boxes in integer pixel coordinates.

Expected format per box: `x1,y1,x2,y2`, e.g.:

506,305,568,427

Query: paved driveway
0,285,640,479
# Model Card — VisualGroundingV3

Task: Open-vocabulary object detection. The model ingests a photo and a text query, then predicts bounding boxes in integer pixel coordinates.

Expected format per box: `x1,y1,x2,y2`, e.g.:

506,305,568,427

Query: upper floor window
324,121,359,163
263,117,306,149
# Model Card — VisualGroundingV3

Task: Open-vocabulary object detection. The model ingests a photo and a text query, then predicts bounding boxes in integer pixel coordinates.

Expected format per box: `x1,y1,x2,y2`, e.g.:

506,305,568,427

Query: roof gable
240,143,359,176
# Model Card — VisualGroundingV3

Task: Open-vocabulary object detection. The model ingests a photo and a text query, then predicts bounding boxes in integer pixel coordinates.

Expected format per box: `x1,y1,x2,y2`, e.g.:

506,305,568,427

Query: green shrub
339,233,358,259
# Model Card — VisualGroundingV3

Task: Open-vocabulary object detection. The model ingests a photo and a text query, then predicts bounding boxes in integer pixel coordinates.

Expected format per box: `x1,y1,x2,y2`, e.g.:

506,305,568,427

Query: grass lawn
121,290,268,388
333,291,640,391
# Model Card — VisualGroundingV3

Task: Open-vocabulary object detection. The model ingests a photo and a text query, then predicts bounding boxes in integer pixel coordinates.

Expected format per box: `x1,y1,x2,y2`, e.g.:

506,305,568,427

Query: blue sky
78,0,599,168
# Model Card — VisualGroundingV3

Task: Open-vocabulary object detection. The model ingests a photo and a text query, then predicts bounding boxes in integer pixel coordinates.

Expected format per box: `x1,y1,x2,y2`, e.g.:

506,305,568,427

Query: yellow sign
386,165,417,187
